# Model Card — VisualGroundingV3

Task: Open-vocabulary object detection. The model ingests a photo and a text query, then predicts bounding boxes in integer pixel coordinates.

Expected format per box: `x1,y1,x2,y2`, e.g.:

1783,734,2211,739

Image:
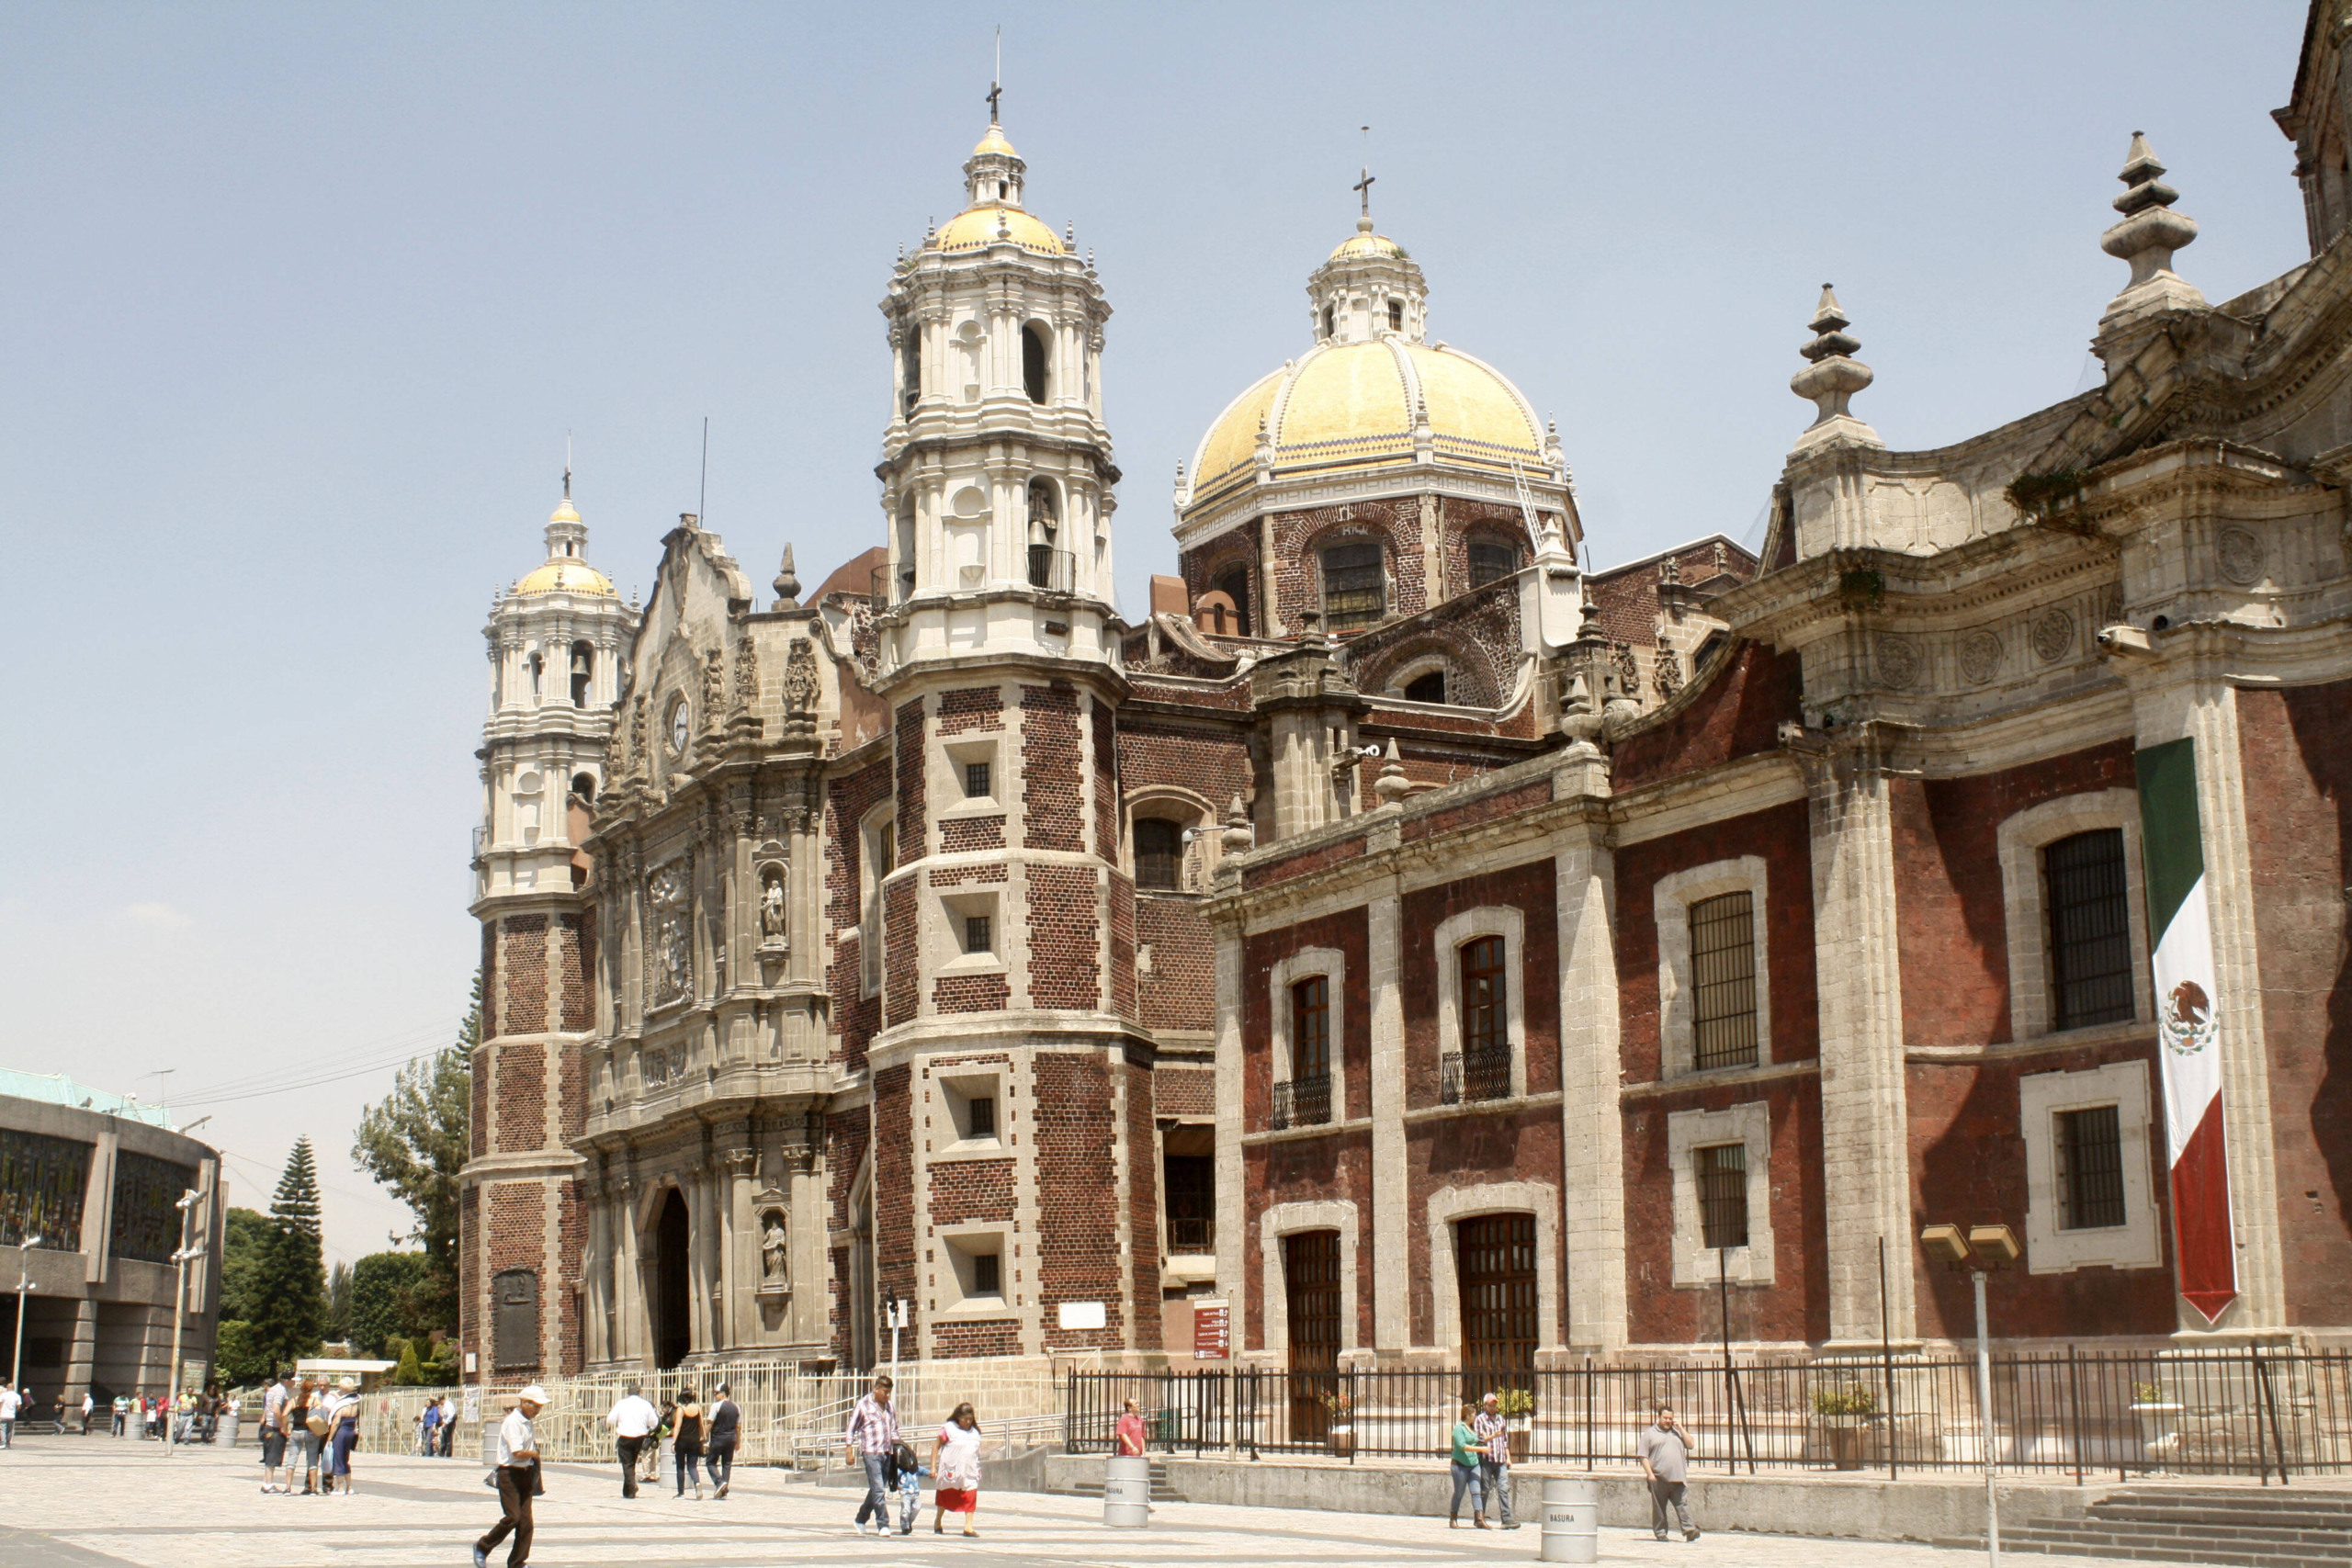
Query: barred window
2045,829,2133,1031
967,1096,996,1139
972,1251,1002,1295
963,914,992,955
1468,540,1519,589
1134,818,1183,890
2056,1104,2126,1230
1695,1143,1748,1250
1320,542,1385,631
1461,936,1506,1055
964,761,991,798
1291,976,1330,1081
1690,891,1758,1069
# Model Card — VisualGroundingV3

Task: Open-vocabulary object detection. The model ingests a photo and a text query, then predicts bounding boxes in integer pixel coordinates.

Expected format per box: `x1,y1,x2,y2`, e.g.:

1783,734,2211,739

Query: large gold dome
1189,338,1544,502
932,204,1065,256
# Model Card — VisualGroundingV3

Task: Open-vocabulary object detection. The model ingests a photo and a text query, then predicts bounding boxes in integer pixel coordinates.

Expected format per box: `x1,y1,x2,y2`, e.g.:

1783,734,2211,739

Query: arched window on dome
1320,540,1385,631
1387,299,1404,333
1468,538,1521,591
1210,565,1252,637
1320,306,1335,341
1022,323,1049,404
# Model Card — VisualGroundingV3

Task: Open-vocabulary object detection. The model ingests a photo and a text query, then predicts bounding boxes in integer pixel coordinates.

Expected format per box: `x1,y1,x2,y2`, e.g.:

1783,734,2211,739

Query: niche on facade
756,857,788,955
647,858,692,1010
757,1204,790,1295
492,1267,539,1371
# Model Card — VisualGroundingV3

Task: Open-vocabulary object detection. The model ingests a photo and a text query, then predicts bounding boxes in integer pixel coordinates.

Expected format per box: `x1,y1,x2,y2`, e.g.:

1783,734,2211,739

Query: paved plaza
0,1432,2169,1568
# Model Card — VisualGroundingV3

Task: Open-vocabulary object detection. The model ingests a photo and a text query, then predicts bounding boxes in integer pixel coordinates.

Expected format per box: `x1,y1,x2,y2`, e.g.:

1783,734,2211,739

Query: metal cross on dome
1353,165,1375,217
987,80,1002,124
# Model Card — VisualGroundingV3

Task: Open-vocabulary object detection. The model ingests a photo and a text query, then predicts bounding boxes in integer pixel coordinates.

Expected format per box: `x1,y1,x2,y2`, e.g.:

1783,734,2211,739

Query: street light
164,1188,204,1457
1922,1223,2019,1568
10,1235,43,1395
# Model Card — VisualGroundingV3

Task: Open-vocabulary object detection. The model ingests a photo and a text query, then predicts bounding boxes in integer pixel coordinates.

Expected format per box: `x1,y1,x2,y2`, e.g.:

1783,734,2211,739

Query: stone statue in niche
758,865,787,947
759,1210,788,1285
647,861,692,1007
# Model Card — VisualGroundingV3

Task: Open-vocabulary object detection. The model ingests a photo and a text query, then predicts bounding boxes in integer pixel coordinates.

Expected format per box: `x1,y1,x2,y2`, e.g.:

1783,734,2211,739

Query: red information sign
1192,1299,1229,1360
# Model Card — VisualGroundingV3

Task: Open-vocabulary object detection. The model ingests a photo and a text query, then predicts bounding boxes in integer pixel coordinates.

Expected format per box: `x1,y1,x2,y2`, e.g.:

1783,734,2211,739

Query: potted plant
1812,1382,1879,1471
1320,1386,1354,1458
1498,1387,1536,1462
2129,1381,2182,1461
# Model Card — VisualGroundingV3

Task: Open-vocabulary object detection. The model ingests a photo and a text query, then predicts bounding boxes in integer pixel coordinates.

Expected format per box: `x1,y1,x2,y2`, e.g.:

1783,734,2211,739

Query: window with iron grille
1468,540,1519,589
964,914,992,955
2044,829,2133,1031
1291,976,1330,1081
1695,1143,1748,1250
967,1096,996,1139
972,1251,1002,1295
1320,542,1385,630
1134,818,1183,890
964,761,991,798
2055,1104,2126,1229
1689,891,1758,1069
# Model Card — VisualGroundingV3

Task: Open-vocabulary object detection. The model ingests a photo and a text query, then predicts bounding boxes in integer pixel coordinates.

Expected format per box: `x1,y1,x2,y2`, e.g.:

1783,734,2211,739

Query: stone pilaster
1553,760,1627,1352
1366,886,1408,1352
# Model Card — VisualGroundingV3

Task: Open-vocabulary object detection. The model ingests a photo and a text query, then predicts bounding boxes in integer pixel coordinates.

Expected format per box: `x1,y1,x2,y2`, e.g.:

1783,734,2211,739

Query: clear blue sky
0,2,2309,1265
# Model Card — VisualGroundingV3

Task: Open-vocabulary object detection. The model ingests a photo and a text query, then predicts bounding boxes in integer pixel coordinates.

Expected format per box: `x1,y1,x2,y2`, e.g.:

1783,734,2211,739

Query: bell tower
462,472,638,1384
861,108,1158,1360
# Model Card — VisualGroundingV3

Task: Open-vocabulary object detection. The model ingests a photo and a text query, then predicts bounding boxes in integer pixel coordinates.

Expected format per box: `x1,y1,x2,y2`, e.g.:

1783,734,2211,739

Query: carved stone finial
2098,130,2204,332
1220,795,1255,853
773,543,801,610
1789,284,1883,453
1374,738,1410,807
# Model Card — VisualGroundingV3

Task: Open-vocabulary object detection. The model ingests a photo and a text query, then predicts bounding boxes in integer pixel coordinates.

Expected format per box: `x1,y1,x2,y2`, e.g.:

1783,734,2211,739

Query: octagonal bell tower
861,110,1157,1360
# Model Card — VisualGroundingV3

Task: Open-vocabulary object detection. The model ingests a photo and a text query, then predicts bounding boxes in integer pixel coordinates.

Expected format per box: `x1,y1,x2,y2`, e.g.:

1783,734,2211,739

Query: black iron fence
1441,1044,1513,1105
1269,1075,1331,1131
1065,1348,2352,1482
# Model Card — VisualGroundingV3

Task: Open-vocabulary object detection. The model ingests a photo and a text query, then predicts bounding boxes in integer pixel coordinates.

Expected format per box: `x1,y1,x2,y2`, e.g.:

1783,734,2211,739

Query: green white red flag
2136,737,2235,1324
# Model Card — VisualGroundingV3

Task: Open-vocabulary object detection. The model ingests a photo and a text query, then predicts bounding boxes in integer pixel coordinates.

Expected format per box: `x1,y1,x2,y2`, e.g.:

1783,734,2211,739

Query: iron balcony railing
1269,1074,1332,1131
1166,1215,1215,1252
1026,545,1075,592
1441,1043,1514,1105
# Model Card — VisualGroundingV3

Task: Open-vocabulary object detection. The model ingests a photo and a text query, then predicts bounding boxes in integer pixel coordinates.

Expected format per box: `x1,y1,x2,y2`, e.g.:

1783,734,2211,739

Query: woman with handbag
672,1389,705,1500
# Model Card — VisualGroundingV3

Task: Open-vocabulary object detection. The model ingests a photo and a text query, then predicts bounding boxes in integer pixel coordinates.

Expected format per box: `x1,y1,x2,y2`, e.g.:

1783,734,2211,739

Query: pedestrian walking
1637,1404,1700,1542
439,1393,458,1457
672,1388,706,1499
324,1378,360,1494
0,1381,18,1448
1447,1403,1487,1528
892,1436,925,1535
420,1394,441,1458
109,1393,128,1438
1473,1391,1518,1529
932,1403,983,1537
842,1374,899,1537
604,1381,657,1498
80,1391,94,1435
258,1371,291,1493
472,1385,545,1568
1114,1396,1147,1457
706,1383,740,1499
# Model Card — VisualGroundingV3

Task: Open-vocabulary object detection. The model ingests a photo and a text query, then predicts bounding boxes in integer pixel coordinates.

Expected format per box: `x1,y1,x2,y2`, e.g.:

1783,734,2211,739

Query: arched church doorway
653,1187,691,1370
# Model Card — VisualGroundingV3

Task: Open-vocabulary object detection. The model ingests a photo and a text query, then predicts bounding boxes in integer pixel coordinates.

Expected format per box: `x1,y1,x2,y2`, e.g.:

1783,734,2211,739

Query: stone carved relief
2031,609,2075,664
701,648,727,730
640,1041,687,1089
2217,526,2265,586
1653,632,1682,700
732,633,759,714
847,600,878,675
1613,641,1641,700
1958,629,2003,685
1875,634,1921,691
758,863,788,948
647,860,692,1008
784,639,819,714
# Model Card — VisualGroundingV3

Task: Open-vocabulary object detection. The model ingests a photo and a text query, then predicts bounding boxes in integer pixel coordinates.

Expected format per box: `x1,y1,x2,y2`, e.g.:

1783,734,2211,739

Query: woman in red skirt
932,1403,983,1536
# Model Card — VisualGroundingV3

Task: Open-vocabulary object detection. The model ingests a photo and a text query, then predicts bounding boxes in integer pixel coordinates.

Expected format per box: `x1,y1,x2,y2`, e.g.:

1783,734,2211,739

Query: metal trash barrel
1539,1477,1600,1563
1102,1454,1150,1528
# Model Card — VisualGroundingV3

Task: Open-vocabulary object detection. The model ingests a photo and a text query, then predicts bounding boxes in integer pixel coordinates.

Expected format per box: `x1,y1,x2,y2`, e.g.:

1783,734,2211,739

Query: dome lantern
1306,169,1426,345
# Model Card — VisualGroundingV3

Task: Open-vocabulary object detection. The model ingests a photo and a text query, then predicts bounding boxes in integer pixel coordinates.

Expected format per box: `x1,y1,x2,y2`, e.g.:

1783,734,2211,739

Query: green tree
348,1250,433,1358
212,1206,278,1385
245,1138,327,1374
324,1259,353,1344
354,976,476,1337
391,1338,424,1385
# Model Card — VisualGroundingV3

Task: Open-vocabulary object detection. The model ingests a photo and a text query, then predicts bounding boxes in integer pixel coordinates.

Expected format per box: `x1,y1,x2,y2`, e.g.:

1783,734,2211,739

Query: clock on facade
667,697,690,754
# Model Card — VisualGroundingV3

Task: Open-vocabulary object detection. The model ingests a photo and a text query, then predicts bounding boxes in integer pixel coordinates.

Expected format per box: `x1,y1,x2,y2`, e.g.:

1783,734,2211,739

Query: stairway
1055,1456,1184,1503
1939,1483,2352,1567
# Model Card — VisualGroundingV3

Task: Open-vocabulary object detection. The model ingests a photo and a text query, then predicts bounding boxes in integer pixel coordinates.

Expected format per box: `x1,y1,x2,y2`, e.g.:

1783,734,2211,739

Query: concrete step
2033,1519,2352,1551
2089,1502,2352,1531
1934,1518,2352,1568
1957,1538,2352,1568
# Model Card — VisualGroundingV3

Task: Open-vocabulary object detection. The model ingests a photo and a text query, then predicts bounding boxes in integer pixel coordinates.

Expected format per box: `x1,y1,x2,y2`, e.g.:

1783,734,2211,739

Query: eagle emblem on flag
2159,978,2216,1056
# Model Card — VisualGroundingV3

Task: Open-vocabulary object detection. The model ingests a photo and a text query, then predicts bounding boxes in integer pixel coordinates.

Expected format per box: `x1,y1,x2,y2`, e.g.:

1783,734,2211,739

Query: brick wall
1404,1108,1562,1347
827,756,893,1073
936,685,1004,735
481,924,499,1037
1244,834,1368,891
503,914,548,1034
1034,1052,1125,1348
470,1045,490,1161
1244,1132,1375,1351
557,1034,585,1144
1611,642,1802,789
1126,1059,1161,1348
1108,872,1137,1021
895,700,928,854
933,1320,1022,1358
873,1066,916,1340
487,1179,547,1281
940,815,1005,852
557,913,594,1032
1623,1077,1827,1345
557,1179,584,1374
1138,896,1215,1032
494,1043,546,1153
1400,780,1552,845
929,1157,1015,1224
2237,681,2352,1325
884,878,918,1028
1906,1042,2175,1339
1021,683,1084,852
1156,1068,1215,1117
1116,723,1254,822
828,1110,870,1361
1241,908,1372,1133
1894,739,2138,1047
1615,799,1819,1080
459,1185,480,1357
1179,526,1261,629
1266,498,1426,630
1091,696,1120,862
933,972,1011,1013
1026,863,1102,1010
1399,859,1558,1107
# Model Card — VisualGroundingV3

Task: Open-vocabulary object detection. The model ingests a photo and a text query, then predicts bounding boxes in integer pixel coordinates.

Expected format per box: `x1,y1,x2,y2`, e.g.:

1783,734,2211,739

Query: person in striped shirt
843,1375,899,1537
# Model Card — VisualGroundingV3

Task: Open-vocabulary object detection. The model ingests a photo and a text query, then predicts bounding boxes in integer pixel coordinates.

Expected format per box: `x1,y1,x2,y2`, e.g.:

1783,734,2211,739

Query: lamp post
1921,1223,2019,1568
10,1235,43,1395
164,1187,203,1457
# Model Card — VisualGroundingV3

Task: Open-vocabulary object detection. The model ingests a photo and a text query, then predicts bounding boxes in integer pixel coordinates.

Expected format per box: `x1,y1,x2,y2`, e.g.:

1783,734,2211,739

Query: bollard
1102,1454,1150,1529
1538,1477,1600,1563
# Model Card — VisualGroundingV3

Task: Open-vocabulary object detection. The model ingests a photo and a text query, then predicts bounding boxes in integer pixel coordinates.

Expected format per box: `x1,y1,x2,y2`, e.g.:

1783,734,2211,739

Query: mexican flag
2136,737,2236,1324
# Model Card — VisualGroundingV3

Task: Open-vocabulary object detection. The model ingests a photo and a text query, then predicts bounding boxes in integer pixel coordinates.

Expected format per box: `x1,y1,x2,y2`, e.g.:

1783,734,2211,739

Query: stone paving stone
0,1433,2160,1567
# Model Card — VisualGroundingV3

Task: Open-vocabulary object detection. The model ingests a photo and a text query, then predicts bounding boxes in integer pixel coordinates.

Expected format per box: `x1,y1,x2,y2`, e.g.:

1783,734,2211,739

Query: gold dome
1329,231,1406,262
933,203,1065,255
514,558,616,597
972,124,1018,158
1189,340,1543,499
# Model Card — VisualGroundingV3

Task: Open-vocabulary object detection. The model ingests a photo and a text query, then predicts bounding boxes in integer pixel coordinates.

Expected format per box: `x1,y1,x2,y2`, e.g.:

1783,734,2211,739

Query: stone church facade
458,6,2352,1383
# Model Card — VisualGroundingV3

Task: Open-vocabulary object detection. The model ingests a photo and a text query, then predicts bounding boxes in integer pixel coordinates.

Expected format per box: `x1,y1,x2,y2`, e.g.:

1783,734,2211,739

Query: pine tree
246,1138,327,1374
353,974,476,1337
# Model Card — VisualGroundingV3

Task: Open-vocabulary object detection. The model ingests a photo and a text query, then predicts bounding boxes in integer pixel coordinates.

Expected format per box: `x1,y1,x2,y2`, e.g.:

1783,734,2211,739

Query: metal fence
1065,1348,2352,1483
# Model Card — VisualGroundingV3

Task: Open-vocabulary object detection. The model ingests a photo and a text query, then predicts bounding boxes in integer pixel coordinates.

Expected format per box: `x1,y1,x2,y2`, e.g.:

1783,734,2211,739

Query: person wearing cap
475,1386,545,1568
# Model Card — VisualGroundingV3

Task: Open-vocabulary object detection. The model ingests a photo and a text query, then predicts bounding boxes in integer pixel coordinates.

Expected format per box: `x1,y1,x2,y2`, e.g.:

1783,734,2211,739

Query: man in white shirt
474,1386,545,1568
0,1382,19,1449
604,1381,659,1498
439,1393,458,1456
259,1373,291,1492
